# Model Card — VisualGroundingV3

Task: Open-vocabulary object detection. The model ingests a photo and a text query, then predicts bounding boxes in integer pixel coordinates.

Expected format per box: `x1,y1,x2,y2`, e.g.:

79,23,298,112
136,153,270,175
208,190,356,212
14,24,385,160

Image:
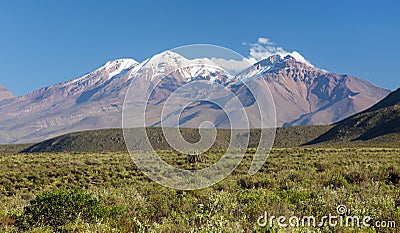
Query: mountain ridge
0,52,390,144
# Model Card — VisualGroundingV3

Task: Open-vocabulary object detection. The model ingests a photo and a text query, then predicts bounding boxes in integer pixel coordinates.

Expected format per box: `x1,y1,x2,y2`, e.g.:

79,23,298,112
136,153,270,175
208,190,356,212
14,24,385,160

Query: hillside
19,85,400,153
21,125,332,153
308,88,400,146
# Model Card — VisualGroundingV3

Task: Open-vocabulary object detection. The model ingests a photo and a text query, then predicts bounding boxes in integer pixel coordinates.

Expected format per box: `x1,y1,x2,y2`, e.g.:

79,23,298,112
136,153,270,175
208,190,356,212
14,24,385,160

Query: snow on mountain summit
103,58,138,68
141,50,218,71
58,58,138,87
134,50,233,82
104,58,138,80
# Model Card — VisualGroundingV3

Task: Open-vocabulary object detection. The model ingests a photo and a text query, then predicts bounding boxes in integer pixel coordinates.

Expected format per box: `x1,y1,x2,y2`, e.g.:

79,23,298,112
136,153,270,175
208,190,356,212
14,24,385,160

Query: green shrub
17,188,108,231
386,166,400,185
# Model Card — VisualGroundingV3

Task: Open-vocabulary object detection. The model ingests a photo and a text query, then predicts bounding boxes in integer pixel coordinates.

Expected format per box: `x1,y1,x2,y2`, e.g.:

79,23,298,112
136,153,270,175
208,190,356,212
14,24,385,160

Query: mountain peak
253,53,316,73
146,51,188,66
267,54,283,64
0,84,15,101
103,58,138,70
283,54,296,61
44,58,140,90
144,51,220,68
135,51,231,82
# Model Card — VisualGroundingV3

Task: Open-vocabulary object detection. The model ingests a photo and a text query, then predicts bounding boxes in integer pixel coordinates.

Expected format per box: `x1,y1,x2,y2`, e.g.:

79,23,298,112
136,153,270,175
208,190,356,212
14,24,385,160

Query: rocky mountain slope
248,55,390,126
0,59,138,143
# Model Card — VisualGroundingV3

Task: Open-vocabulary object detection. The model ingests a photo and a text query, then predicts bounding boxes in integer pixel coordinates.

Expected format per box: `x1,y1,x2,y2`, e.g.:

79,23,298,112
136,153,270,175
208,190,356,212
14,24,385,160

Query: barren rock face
247,55,390,126
0,53,390,144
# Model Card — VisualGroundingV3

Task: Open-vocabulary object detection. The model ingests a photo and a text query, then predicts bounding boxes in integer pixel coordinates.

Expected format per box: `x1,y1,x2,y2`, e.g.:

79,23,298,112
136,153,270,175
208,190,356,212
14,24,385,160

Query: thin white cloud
249,37,314,67
210,57,253,74
257,37,273,45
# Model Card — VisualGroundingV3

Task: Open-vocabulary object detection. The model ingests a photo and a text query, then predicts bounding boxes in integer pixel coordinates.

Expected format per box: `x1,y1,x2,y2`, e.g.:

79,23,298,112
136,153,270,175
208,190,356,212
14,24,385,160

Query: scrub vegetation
0,148,399,232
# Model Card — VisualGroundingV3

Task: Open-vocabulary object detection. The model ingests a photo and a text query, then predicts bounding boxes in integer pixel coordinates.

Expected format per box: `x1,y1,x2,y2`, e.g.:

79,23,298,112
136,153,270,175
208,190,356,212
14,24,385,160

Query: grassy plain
0,148,399,232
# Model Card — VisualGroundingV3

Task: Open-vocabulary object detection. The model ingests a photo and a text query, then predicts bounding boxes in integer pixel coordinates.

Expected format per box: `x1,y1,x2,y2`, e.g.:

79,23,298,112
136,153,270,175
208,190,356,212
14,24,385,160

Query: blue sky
0,0,399,96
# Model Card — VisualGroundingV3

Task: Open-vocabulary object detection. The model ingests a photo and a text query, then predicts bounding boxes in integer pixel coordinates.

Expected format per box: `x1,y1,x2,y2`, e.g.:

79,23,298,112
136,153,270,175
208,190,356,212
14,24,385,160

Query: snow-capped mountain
0,51,390,143
0,84,14,102
0,59,139,143
132,51,232,83
241,54,390,126
123,51,237,129
0,52,232,143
